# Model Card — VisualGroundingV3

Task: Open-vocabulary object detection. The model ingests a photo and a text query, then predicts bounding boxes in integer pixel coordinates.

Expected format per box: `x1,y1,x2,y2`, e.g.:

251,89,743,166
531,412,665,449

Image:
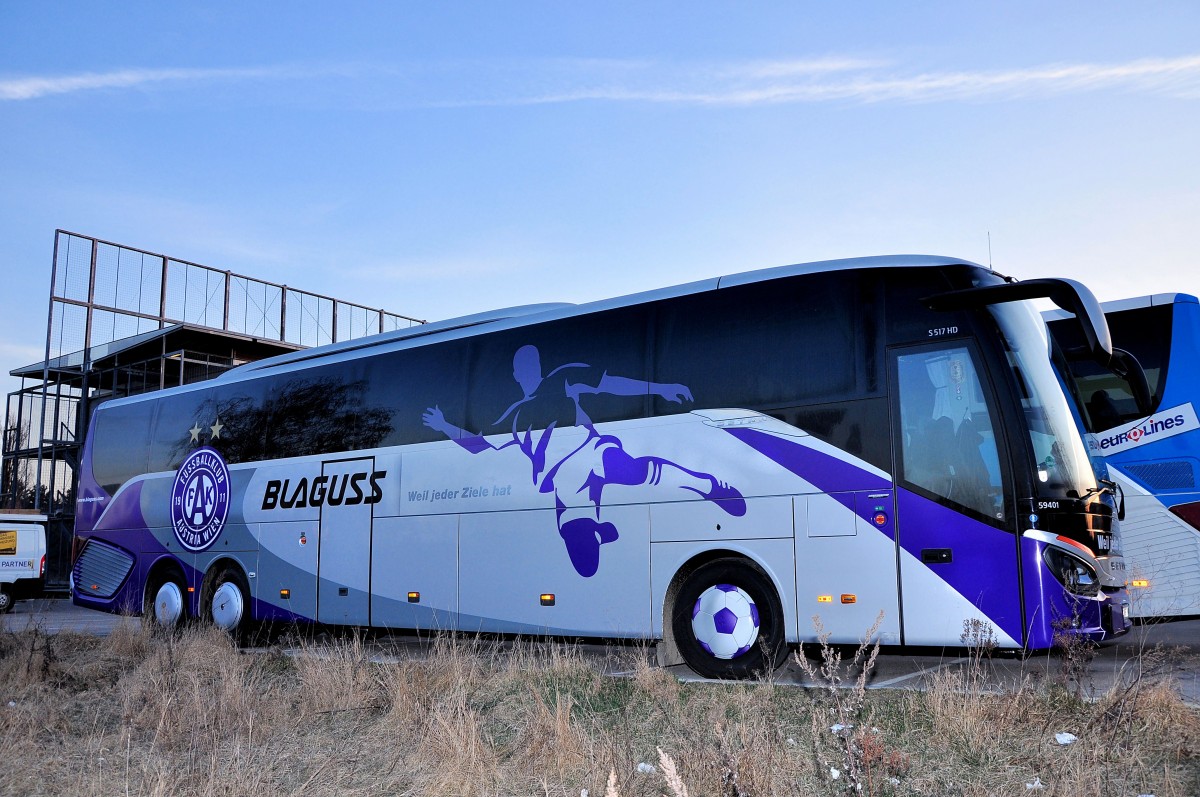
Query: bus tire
671,558,786,680
208,566,251,637
0,585,12,614
147,574,187,627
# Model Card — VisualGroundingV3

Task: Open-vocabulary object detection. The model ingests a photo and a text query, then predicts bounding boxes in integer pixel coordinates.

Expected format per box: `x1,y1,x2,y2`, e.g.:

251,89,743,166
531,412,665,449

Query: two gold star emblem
189,419,225,444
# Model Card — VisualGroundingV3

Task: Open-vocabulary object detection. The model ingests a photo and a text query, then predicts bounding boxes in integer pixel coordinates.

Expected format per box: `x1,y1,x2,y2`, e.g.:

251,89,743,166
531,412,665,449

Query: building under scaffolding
2,230,424,587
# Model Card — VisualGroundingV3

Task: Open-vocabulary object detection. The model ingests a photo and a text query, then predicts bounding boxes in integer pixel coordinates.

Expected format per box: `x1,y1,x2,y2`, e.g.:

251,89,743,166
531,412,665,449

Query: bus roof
226,302,577,374
1042,292,1199,321
98,254,981,408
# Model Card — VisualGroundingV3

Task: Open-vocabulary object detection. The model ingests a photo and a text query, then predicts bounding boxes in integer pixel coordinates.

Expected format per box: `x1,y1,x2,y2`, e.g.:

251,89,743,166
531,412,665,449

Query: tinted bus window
91,401,152,494
264,360,391,460
205,378,271,464
466,307,650,435
653,275,859,415
148,388,213,473
896,346,1006,523
775,399,891,474
363,341,468,446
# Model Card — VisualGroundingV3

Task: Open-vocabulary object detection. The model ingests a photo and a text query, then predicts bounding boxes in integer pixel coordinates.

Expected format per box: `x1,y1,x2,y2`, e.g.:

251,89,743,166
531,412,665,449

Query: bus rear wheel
0,586,12,614
671,559,786,680
208,566,251,637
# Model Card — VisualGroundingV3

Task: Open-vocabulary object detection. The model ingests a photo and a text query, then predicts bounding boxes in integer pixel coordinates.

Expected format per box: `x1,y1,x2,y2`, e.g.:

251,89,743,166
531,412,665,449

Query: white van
0,512,47,613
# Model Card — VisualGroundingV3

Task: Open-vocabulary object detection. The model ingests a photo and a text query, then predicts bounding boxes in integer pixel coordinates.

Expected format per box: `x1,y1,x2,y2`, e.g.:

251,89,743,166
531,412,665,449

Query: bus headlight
1044,547,1100,597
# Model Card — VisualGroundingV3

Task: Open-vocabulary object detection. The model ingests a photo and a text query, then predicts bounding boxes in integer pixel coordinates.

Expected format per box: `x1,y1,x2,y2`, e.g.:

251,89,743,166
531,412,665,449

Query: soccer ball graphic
691,584,760,659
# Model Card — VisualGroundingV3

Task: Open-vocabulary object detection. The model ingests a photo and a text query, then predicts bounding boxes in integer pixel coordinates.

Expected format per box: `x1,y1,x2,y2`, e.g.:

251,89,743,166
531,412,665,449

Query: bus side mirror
1109,348,1154,418
925,278,1112,360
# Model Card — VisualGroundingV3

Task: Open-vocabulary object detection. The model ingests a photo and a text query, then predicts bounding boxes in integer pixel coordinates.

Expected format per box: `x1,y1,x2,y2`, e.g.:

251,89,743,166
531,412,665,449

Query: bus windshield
990,300,1098,496
1048,303,1173,431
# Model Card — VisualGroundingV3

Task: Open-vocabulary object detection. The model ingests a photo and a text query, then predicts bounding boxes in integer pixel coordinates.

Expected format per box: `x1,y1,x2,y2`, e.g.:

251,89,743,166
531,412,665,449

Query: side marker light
817,595,833,603
1130,579,1149,588
840,594,857,604
408,592,420,603
540,594,556,606
280,589,290,600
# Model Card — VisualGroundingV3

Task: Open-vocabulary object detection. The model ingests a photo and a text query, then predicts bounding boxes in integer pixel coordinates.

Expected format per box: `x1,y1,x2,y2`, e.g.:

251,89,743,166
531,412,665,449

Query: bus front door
317,457,375,626
891,344,1024,647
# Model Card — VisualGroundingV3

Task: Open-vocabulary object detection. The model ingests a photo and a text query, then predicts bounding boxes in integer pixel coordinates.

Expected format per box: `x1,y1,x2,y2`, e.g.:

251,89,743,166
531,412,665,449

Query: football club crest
170,446,230,552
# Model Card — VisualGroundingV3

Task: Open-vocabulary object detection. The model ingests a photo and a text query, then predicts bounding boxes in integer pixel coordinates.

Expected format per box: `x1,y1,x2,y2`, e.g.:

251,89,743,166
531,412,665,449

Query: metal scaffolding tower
2,230,424,587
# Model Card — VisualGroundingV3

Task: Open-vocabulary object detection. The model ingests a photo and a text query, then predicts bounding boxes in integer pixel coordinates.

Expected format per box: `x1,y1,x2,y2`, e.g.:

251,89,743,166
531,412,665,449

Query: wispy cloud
821,55,1200,104
5,54,1200,106
494,54,1200,107
0,63,349,101
714,57,890,80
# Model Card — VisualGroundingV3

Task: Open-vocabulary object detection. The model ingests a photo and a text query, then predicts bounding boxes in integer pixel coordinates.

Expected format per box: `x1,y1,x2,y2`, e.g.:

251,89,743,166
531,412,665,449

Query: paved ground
3,597,139,636
6,598,1199,703
744,622,1200,704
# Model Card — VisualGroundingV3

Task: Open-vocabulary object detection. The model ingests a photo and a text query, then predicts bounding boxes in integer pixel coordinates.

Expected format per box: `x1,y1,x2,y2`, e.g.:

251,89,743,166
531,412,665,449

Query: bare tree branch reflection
186,377,394,464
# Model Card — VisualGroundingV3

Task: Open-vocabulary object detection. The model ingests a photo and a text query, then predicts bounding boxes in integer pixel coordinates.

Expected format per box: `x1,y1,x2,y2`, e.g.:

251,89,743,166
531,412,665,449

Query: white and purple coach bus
72,255,1131,678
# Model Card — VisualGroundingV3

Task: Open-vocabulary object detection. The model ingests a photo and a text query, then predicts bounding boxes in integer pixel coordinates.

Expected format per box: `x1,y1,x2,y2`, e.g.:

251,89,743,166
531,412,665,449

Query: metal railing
48,230,425,361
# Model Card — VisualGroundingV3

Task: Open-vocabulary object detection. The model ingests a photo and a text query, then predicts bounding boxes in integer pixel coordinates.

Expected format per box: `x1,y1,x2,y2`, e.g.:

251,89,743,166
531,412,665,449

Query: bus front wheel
671,558,786,680
0,586,12,614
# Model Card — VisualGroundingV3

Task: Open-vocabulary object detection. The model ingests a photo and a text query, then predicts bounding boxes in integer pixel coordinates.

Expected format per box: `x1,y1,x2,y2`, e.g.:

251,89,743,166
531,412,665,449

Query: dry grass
0,618,1197,797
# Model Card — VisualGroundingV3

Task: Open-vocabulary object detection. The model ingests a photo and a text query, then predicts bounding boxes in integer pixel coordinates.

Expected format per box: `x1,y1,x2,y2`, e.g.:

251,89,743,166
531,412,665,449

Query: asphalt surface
6,598,1199,703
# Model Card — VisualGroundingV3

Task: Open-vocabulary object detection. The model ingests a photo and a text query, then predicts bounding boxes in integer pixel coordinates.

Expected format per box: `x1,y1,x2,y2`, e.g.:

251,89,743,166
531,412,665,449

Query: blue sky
3,3,1199,394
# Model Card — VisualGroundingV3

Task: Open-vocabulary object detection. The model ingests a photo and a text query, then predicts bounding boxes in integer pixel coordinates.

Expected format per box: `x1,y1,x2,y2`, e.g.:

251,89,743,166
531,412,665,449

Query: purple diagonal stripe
726,427,890,494
94,480,147,532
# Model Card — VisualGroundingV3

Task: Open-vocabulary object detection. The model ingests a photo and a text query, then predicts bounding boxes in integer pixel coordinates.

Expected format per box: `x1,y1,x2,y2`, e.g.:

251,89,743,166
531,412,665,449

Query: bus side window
363,342,467,447
264,360,388,459
896,347,1006,523
654,275,861,415
204,380,270,464
466,307,650,434
148,389,213,473
92,402,152,494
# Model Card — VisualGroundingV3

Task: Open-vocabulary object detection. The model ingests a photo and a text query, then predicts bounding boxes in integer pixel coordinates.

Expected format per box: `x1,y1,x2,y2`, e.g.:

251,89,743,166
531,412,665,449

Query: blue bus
1048,293,1200,618
72,256,1130,678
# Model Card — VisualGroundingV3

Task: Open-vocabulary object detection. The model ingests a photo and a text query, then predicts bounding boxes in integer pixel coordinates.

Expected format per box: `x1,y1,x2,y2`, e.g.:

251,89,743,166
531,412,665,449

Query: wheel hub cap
691,583,761,660
153,582,184,626
211,582,244,630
